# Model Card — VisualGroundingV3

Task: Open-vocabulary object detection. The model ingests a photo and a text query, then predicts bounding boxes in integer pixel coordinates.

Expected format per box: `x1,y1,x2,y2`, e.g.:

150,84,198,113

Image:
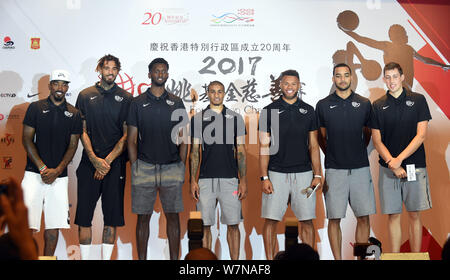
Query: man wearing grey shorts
127,58,188,259
258,69,322,260
371,62,432,253
190,81,247,260
316,63,376,260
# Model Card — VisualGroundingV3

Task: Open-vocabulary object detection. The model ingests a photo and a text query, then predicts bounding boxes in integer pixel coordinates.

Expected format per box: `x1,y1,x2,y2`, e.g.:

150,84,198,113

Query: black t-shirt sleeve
364,100,372,127
417,95,432,122
315,101,325,128
309,107,319,131
126,99,138,127
258,107,271,133
75,93,86,120
71,110,83,135
236,114,247,137
369,103,380,129
23,102,37,128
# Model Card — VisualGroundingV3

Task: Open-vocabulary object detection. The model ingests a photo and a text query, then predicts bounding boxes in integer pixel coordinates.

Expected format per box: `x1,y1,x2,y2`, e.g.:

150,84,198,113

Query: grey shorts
261,170,316,222
196,177,242,226
131,159,185,214
324,167,376,219
379,166,432,214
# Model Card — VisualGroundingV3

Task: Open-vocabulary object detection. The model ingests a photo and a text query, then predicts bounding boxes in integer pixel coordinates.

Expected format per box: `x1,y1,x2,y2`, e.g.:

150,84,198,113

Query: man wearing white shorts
22,70,82,256
190,81,247,260
258,70,322,260
371,62,432,253
316,63,376,260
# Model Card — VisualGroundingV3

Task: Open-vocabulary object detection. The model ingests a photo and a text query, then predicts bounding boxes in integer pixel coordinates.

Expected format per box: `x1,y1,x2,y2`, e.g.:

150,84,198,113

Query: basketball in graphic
337,10,359,31
361,59,382,81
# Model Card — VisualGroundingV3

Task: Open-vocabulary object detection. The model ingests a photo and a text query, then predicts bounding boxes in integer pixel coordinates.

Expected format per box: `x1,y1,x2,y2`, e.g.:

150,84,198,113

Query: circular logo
115,73,135,94
0,114,4,121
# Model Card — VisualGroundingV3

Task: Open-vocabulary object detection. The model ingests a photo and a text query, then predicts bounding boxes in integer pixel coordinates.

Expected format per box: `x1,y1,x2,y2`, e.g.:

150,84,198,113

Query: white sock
80,244,91,260
102,243,114,260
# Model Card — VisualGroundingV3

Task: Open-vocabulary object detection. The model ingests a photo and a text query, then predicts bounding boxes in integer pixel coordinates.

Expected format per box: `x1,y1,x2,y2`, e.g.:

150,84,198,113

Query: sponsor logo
166,99,175,106
330,105,338,109
382,106,389,110
352,102,360,108
2,36,15,49
141,9,190,26
27,92,40,98
406,100,414,107
224,114,234,119
64,111,73,118
299,108,308,114
2,156,12,169
31,37,40,50
42,110,50,114
0,114,20,121
143,103,150,108
115,95,124,102
0,93,17,98
277,110,285,114
90,96,98,100
211,9,255,27
0,134,15,146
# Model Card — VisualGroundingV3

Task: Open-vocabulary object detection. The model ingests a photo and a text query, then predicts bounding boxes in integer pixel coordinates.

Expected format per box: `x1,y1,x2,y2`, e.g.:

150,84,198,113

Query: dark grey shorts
131,159,185,214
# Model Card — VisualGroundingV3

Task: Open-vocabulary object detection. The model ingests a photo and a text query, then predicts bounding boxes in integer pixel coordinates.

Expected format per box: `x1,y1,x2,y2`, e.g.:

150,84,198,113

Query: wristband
39,165,48,173
314,175,322,178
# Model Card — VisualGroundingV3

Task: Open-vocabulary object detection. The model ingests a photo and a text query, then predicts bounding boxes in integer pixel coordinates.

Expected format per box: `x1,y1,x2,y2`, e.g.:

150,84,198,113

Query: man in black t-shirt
371,62,432,253
22,69,82,256
258,69,322,260
127,58,188,260
190,81,247,260
316,63,376,260
75,55,132,260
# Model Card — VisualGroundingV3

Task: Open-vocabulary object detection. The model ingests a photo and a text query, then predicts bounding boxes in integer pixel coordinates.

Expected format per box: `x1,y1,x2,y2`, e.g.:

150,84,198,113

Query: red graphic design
399,0,450,118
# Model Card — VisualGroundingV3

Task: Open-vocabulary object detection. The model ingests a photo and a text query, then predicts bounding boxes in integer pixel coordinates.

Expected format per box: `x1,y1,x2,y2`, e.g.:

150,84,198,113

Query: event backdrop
1,0,449,260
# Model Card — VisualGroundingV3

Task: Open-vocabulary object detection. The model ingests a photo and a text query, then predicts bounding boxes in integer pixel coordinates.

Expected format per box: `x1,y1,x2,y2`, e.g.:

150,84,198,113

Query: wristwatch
260,176,269,181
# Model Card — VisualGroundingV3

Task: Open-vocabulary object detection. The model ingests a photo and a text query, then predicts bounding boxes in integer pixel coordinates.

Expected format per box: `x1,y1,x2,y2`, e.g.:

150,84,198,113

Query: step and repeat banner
1,0,449,260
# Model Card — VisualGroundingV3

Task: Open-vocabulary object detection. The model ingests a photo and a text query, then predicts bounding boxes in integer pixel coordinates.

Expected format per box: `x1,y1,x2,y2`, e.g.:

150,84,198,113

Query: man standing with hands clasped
22,69,82,256
371,62,432,253
75,55,132,260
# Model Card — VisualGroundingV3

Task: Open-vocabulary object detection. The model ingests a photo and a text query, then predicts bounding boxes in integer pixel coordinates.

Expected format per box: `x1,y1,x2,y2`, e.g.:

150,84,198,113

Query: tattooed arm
189,137,201,202
236,136,247,200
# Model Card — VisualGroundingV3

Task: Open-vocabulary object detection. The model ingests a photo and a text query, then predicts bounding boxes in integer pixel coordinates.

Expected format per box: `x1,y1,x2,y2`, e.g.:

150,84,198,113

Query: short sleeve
23,102,37,128
126,99,138,127
309,109,319,131
71,110,83,135
75,93,86,120
315,101,325,128
369,103,380,129
417,95,432,122
258,107,271,133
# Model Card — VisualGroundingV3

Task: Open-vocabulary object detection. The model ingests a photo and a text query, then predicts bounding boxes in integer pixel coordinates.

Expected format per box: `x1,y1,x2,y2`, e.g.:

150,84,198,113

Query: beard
335,82,351,92
102,74,116,85
53,91,65,101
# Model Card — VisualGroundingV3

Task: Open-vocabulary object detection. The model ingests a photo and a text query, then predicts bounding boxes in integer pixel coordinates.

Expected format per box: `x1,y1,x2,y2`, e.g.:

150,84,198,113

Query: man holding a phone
258,70,322,259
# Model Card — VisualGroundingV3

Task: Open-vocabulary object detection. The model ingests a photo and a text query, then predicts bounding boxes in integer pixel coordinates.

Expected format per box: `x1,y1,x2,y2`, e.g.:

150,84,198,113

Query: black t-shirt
191,105,246,178
258,97,318,173
75,83,132,159
23,98,82,177
370,88,431,168
127,89,188,164
316,91,371,169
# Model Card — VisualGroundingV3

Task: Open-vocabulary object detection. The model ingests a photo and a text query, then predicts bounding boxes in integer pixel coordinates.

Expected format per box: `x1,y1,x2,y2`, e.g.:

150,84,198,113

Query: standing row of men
20,54,432,260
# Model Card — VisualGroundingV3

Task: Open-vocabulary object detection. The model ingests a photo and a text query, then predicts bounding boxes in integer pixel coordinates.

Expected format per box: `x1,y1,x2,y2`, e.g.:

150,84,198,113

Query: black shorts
75,155,126,227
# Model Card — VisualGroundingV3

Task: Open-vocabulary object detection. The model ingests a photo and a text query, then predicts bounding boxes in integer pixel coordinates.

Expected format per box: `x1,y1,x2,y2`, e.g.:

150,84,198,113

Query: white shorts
21,171,70,232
